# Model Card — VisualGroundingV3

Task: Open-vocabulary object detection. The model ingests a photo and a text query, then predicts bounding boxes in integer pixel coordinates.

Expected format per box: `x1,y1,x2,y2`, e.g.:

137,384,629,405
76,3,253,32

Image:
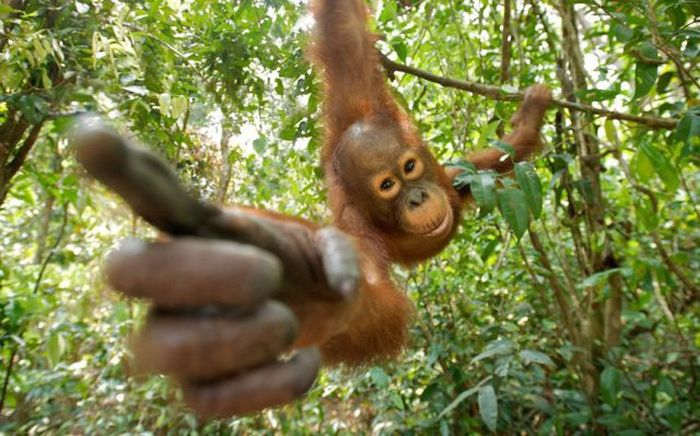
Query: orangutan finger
104,238,282,308
316,227,360,301
134,302,297,380
181,347,321,418
74,115,219,236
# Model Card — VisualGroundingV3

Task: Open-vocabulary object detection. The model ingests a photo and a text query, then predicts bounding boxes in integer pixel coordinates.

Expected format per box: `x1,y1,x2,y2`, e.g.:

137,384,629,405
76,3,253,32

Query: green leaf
379,0,397,22
471,340,514,363
18,95,48,124
656,71,673,94
41,70,52,90
392,40,408,63
600,366,622,405
674,108,700,144
275,78,284,96
47,332,65,367
369,367,390,388
640,143,679,191
158,93,171,116
604,119,617,143
520,349,555,367
480,238,499,261
636,197,659,230
638,41,661,61
437,383,482,420
477,120,500,148
578,88,619,102
489,138,515,160
514,162,543,219
0,4,17,13
450,160,477,174
390,392,404,410
253,136,267,155
612,22,634,42
633,62,658,99
631,149,655,181
170,95,188,119
478,385,498,432
577,268,623,289
471,173,497,216
666,5,686,29
496,188,529,239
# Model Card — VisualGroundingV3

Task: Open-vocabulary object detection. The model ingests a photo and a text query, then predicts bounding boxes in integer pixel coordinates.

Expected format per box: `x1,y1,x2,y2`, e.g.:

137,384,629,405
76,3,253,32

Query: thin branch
500,0,512,84
380,54,679,129
31,203,69,295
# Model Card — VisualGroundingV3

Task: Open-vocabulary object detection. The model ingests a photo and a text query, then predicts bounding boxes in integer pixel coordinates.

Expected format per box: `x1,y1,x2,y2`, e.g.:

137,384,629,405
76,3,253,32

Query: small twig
32,203,68,295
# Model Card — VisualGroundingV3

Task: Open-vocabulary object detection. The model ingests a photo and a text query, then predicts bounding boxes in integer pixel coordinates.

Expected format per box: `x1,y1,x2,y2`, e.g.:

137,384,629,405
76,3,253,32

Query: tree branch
500,0,512,84
7,122,43,178
380,54,679,129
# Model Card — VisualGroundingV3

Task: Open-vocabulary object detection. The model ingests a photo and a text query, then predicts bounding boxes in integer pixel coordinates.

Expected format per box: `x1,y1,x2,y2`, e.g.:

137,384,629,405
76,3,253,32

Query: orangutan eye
404,159,416,174
380,178,395,191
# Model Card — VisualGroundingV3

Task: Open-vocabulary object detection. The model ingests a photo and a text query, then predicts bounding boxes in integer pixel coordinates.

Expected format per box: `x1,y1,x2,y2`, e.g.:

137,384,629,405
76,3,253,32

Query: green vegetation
1,0,698,433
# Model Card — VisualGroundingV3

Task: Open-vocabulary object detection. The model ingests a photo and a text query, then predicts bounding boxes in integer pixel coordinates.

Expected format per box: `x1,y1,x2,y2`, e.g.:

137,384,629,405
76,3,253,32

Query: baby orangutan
76,0,551,418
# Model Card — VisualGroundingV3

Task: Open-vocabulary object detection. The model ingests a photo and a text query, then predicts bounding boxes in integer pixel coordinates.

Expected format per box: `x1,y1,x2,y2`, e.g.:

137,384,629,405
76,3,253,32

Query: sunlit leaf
633,62,658,99
477,120,500,148
47,332,65,367
640,143,679,191
253,136,267,155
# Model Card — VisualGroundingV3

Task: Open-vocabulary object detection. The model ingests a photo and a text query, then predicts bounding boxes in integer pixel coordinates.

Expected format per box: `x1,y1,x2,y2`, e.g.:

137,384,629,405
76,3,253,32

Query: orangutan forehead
341,122,405,170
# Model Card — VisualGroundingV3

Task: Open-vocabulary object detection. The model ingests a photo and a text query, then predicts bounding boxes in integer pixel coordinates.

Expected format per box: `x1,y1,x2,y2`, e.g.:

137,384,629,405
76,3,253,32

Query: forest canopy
0,0,698,433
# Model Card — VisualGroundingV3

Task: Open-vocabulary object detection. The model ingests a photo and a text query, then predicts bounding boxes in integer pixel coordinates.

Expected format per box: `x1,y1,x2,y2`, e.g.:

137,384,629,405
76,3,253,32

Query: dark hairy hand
74,116,359,417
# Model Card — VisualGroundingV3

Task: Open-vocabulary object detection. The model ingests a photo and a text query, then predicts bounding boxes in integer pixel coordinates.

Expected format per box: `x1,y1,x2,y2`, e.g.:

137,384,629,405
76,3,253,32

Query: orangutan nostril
408,189,429,208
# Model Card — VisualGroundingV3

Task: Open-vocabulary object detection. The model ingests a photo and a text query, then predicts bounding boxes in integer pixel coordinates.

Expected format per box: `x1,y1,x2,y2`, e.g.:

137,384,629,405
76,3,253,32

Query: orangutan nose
407,188,429,208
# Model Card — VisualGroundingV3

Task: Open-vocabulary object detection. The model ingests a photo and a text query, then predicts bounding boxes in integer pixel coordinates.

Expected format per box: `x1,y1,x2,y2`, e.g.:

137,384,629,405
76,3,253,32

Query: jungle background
1,0,699,433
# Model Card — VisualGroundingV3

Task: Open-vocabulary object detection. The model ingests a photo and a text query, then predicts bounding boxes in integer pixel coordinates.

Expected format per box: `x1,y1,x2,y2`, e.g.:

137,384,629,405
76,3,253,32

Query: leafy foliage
1,0,698,433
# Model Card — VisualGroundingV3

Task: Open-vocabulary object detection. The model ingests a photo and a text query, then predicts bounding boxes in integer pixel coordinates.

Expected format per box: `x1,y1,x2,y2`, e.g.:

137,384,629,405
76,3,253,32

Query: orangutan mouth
424,212,452,237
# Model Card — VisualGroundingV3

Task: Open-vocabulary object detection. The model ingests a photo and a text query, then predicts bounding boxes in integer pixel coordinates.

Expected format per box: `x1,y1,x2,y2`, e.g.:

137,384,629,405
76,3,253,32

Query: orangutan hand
75,117,359,418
